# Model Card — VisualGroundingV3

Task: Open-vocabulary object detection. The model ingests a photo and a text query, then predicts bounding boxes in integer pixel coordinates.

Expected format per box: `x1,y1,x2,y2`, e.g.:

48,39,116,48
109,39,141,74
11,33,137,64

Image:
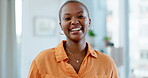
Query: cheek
86,19,90,25
61,20,69,25
84,20,90,32
83,20,90,28
60,22,66,29
61,22,69,32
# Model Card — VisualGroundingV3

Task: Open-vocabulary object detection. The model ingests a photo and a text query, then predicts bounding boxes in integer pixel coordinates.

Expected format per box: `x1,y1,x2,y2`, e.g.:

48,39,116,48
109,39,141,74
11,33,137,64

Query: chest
67,55,85,73
40,57,112,77
42,59,110,78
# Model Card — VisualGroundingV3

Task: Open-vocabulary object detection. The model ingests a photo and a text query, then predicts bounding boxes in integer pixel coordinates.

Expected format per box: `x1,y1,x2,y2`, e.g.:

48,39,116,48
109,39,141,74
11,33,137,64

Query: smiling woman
28,1,119,78
59,1,91,42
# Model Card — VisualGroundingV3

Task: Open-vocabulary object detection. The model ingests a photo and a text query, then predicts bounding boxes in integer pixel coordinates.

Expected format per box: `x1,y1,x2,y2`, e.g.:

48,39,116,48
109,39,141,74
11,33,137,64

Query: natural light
15,0,22,37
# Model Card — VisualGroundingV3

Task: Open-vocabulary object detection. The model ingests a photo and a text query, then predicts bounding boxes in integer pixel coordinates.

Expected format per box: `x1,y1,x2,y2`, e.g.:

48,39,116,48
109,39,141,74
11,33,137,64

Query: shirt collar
55,40,68,63
86,42,98,58
55,40,97,63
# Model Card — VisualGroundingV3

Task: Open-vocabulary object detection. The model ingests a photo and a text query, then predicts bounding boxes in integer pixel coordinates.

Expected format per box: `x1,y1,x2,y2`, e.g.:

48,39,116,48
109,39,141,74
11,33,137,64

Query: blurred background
0,0,148,78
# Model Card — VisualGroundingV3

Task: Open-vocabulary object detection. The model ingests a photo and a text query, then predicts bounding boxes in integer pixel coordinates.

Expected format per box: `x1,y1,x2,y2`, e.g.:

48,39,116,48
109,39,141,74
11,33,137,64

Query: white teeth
71,26,82,31
71,28,81,31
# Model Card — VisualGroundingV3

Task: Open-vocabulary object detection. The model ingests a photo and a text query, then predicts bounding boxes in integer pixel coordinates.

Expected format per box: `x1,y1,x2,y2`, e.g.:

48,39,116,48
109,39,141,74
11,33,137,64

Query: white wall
21,0,62,78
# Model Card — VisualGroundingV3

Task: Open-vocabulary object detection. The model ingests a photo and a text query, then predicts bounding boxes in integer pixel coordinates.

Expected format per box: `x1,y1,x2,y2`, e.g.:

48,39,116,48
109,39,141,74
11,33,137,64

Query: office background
0,0,148,78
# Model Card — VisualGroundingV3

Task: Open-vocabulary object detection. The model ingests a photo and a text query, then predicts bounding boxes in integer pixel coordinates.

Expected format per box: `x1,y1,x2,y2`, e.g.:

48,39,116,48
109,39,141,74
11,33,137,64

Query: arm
28,61,41,78
111,62,119,78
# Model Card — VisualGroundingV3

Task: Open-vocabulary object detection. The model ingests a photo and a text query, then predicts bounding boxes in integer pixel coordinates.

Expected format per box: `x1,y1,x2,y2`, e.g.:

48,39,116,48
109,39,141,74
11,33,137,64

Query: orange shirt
28,40,118,78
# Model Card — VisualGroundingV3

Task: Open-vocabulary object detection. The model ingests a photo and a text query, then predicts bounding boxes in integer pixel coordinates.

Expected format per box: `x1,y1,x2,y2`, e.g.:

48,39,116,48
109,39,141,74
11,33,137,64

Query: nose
71,18,79,25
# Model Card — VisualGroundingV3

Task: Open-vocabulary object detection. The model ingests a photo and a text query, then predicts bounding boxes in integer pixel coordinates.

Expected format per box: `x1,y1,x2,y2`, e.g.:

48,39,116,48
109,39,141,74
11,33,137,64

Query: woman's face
60,2,91,41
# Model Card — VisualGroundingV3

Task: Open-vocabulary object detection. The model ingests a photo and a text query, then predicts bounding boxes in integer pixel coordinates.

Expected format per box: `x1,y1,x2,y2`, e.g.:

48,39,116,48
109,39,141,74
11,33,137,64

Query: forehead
61,2,88,15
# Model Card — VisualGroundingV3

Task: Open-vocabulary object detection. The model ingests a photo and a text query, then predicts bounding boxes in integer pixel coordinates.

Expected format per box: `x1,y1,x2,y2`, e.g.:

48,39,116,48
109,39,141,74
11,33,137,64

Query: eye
78,15,84,18
64,17,71,20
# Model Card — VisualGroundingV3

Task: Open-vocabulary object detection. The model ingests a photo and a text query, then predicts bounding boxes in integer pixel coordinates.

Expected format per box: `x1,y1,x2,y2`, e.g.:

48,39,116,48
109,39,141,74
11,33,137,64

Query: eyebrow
64,13,70,16
63,11,84,16
77,11,84,14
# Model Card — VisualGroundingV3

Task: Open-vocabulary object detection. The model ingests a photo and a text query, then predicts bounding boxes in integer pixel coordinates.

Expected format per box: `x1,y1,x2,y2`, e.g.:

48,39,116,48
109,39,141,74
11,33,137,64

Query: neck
65,38,87,55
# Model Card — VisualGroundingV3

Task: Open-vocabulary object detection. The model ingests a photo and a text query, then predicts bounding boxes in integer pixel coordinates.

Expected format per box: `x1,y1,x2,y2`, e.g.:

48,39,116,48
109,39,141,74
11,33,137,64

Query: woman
28,1,118,78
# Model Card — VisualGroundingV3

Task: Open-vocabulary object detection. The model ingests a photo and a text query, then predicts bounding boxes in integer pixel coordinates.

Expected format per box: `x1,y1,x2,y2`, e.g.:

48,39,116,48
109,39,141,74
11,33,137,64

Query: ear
59,22,63,30
88,18,91,27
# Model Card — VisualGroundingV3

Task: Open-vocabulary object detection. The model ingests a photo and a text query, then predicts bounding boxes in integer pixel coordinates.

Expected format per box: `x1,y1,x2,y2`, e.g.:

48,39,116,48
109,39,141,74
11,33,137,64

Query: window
106,0,120,48
106,0,148,77
15,0,22,77
129,0,148,77
141,50,148,59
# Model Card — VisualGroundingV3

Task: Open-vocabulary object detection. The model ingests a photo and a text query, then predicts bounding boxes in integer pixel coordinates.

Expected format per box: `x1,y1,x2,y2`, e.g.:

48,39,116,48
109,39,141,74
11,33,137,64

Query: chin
69,36,85,42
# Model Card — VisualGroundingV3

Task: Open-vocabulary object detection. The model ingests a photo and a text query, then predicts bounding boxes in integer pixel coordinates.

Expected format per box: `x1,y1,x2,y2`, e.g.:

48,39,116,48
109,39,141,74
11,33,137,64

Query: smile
70,26,82,32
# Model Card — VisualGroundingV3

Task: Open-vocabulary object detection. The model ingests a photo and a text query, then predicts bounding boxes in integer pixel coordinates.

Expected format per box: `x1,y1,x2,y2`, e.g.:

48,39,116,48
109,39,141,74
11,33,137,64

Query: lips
70,26,82,32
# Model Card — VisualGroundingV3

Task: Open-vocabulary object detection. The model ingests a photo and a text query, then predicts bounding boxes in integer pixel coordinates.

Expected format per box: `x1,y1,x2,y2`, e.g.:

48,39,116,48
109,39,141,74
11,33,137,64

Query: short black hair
59,0,90,22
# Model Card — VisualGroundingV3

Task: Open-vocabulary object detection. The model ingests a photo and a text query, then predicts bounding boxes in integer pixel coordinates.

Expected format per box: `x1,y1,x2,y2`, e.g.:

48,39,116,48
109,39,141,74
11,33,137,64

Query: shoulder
94,50,116,66
94,50,117,72
94,50,119,77
34,48,56,63
30,48,58,74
